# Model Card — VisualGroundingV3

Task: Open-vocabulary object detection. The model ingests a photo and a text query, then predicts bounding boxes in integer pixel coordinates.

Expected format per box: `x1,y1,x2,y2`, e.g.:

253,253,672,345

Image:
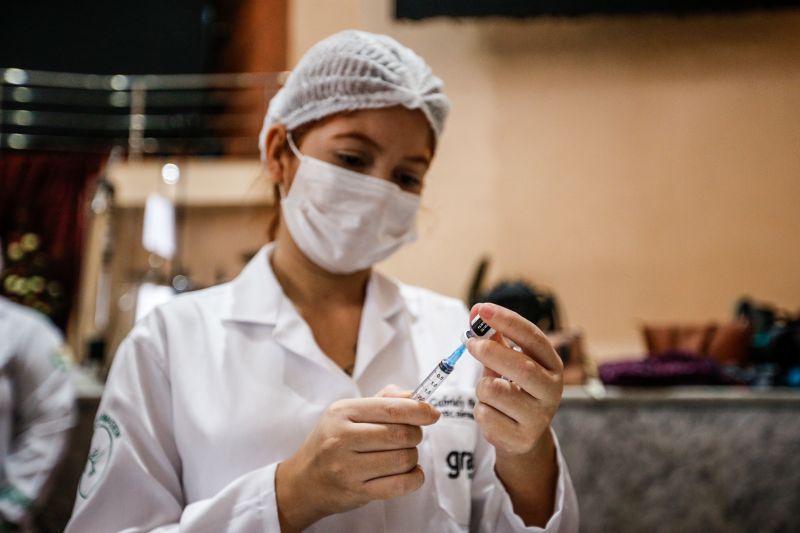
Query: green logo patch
78,413,121,499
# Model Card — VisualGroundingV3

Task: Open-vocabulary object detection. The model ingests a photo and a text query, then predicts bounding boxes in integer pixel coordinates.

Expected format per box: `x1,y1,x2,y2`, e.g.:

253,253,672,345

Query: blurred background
1,0,799,531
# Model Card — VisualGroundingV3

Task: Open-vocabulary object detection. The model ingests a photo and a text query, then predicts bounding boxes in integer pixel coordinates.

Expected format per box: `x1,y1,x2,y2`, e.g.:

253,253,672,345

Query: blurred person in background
67,31,578,532
0,239,76,532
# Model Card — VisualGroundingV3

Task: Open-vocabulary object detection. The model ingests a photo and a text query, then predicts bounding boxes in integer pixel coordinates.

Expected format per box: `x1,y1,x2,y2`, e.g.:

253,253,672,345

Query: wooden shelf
107,159,273,208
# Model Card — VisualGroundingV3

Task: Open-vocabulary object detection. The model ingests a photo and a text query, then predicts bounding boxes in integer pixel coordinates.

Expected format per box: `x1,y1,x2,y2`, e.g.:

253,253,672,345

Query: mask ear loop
286,131,303,159
279,131,303,199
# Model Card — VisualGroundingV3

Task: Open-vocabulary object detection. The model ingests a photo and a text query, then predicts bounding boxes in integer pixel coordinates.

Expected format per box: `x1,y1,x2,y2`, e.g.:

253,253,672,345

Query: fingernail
479,304,495,319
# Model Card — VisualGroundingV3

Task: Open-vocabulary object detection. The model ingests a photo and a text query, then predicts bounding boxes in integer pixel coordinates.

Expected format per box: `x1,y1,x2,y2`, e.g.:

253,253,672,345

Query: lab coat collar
351,272,403,379
220,244,282,325
221,243,409,381
221,243,407,325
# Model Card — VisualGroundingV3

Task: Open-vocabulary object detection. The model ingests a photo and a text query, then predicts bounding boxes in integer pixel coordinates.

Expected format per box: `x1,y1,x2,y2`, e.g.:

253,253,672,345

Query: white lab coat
67,244,578,533
0,296,76,524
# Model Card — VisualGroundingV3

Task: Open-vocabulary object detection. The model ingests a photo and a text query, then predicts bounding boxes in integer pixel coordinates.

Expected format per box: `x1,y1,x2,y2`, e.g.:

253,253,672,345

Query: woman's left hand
466,302,564,458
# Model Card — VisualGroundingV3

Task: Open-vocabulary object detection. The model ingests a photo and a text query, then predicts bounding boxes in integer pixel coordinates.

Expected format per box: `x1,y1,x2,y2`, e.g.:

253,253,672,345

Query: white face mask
280,133,421,274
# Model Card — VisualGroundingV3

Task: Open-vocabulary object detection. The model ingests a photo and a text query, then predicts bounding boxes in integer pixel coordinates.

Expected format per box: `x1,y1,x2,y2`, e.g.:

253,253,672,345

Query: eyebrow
331,131,431,165
332,132,384,150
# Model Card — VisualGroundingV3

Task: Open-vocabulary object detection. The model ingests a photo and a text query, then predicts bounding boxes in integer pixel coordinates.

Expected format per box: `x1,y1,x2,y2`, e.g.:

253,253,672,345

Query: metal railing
0,68,287,158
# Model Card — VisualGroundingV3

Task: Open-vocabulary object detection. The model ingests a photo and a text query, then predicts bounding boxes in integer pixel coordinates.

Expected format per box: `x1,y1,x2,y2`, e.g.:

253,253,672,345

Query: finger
348,423,423,452
359,447,419,481
362,465,425,500
469,305,508,346
473,401,523,454
482,365,502,379
469,305,509,380
475,376,539,423
472,303,562,372
375,384,413,399
339,398,440,426
468,338,562,402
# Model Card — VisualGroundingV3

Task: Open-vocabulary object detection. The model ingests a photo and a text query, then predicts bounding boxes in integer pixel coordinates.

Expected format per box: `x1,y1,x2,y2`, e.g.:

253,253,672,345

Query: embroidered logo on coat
78,413,121,499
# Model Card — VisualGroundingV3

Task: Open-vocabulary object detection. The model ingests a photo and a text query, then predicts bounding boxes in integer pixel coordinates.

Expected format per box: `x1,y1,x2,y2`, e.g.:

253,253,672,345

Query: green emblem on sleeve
78,413,121,499
0,485,33,510
49,349,67,371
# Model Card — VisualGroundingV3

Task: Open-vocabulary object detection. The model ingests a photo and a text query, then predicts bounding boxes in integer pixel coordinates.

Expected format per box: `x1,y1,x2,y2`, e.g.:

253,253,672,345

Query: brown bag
642,321,752,366
643,323,717,356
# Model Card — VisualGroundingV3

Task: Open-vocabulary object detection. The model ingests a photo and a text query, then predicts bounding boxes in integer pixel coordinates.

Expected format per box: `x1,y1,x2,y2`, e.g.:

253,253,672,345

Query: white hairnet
259,30,449,160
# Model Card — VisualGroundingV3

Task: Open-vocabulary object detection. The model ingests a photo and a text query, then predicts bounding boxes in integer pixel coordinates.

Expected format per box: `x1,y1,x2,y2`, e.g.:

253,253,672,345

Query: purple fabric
599,352,739,386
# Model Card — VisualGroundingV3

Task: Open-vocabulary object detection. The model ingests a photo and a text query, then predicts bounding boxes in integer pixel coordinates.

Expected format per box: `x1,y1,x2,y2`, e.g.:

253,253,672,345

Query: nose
367,160,396,184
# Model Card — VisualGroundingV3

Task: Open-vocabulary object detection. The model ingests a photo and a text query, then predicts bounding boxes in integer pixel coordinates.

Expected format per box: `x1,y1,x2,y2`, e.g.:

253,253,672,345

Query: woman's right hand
275,394,440,532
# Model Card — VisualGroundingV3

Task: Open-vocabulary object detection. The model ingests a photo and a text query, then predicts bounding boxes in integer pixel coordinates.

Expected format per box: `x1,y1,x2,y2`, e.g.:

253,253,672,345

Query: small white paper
142,193,176,259
135,282,174,321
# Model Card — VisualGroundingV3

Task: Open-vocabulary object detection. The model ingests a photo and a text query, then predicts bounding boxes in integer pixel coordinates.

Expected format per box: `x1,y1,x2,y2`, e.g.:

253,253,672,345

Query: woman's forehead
310,107,434,155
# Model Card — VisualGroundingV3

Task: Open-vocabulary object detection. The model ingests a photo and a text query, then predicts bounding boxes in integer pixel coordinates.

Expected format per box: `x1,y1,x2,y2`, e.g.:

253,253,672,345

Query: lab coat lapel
351,272,403,381
222,243,346,378
402,287,427,379
224,246,416,384
221,244,280,325
271,298,344,377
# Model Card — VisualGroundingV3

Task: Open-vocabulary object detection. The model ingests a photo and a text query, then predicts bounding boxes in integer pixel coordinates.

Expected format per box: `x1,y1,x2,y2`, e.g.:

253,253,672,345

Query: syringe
411,315,495,402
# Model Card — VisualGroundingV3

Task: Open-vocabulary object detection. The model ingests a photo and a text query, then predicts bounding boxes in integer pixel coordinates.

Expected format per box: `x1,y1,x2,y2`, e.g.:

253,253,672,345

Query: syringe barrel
411,361,453,402
412,314,496,403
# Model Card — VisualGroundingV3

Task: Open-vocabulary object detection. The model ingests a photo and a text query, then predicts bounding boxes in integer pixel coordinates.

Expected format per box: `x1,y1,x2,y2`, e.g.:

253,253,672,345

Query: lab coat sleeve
66,320,283,533
0,318,76,523
470,426,579,533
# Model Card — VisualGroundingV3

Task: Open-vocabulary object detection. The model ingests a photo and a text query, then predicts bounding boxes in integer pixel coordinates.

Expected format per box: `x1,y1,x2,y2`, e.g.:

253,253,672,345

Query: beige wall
289,1,800,360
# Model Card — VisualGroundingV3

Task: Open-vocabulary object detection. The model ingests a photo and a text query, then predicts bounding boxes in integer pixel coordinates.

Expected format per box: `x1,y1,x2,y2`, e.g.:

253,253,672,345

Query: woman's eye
336,152,367,169
395,173,422,191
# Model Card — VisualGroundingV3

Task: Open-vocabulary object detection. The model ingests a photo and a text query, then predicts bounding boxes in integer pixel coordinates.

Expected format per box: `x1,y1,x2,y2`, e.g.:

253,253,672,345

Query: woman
67,31,578,532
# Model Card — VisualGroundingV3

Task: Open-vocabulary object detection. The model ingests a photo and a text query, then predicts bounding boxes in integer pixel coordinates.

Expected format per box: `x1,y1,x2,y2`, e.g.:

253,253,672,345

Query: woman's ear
264,124,291,190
